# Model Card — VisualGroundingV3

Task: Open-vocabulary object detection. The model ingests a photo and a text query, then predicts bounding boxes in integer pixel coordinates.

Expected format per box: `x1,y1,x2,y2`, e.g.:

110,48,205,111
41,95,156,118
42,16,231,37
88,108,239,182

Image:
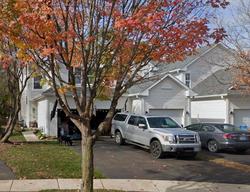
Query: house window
33,76,42,89
185,73,191,88
74,68,81,85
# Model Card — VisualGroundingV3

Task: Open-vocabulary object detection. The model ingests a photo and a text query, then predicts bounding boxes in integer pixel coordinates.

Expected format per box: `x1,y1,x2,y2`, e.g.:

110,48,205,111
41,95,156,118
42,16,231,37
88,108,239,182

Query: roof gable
151,44,227,74
128,73,195,96
192,69,233,96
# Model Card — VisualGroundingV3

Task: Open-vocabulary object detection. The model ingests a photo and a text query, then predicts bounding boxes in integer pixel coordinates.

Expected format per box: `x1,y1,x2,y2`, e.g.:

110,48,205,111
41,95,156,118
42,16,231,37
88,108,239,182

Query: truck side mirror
138,123,147,129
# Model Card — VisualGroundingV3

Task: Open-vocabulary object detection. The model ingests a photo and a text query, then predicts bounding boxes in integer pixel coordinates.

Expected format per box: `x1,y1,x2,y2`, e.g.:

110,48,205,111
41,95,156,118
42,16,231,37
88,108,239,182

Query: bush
34,129,47,140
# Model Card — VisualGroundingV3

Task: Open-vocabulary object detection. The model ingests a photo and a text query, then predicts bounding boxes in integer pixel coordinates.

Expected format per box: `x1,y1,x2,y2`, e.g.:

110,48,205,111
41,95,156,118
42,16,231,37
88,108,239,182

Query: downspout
124,98,128,112
225,97,230,124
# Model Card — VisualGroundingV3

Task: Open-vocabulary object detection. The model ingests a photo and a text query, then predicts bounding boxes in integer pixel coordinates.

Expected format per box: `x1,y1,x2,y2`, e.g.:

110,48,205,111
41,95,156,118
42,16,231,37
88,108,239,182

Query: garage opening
57,109,121,139
234,109,250,128
149,109,183,125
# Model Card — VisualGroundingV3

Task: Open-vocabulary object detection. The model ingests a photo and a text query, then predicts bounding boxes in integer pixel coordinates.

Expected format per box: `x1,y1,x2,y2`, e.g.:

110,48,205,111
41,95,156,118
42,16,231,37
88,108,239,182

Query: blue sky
212,0,250,49
215,0,238,23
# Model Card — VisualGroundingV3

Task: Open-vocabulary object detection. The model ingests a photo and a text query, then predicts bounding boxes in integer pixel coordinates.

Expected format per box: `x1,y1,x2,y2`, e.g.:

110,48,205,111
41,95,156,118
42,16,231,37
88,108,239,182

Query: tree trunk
0,105,20,143
96,98,118,135
0,115,17,143
81,131,94,192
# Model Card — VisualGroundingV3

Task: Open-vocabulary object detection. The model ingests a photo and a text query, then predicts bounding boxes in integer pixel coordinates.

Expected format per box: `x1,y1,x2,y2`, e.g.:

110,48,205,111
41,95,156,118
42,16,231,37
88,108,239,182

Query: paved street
72,137,250,184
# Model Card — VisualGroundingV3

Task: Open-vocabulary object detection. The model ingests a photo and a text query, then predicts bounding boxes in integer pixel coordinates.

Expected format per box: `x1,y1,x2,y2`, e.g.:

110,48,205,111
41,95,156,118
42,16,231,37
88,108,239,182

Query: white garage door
234,109,250,128
149,109,183,125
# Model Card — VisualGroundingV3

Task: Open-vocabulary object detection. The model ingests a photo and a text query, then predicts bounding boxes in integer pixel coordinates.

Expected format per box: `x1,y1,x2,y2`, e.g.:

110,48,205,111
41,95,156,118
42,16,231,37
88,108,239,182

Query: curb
1,179,250,192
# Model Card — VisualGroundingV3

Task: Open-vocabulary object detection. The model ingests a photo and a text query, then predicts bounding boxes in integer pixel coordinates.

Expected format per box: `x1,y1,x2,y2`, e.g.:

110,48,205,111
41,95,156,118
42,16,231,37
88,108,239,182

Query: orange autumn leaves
0,0,229,89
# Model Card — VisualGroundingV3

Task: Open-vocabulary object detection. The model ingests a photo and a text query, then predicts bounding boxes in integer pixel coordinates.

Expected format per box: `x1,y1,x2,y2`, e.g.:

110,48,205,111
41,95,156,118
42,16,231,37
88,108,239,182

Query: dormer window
72,68,94,86
185,73,191,88
33,76,42,89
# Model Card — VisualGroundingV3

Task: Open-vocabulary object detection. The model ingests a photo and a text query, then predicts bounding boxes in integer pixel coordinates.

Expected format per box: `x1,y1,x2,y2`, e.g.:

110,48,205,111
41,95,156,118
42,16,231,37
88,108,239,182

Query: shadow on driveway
71,137,250,184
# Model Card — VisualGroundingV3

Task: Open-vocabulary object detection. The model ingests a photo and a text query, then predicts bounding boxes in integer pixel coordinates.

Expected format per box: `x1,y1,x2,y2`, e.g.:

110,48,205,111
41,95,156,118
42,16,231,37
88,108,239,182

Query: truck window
128,116,137,126
114,114,128,122
137,117,147,126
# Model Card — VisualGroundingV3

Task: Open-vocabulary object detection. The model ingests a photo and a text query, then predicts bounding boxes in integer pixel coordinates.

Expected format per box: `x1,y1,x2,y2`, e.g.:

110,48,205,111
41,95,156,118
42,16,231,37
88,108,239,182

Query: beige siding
229,96,250,110
228,96,250,126
144,77,187,111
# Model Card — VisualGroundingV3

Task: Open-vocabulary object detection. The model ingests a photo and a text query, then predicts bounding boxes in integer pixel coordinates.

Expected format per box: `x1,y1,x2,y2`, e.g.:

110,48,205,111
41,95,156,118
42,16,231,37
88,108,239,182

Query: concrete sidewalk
0,179,250,192
22,131,39,142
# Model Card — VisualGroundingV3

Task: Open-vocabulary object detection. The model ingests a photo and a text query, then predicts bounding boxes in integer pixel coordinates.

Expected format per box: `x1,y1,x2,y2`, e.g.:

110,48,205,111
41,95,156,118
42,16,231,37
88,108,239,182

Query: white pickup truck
111,113,201,159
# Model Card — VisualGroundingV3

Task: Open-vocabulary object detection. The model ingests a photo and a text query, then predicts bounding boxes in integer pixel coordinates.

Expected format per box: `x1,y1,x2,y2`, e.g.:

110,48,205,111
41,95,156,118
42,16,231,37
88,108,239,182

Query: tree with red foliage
0,1,33,142
0,0,228,191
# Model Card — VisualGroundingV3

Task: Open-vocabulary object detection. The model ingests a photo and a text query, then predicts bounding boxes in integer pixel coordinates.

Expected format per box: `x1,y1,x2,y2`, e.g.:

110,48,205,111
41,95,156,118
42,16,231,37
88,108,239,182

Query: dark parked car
185,123,250,153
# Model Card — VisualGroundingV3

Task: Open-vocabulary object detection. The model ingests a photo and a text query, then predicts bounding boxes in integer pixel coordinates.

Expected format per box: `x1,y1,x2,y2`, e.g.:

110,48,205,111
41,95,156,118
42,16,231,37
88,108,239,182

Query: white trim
127,74,195,97
146,74,192,92
168,69,186,73
225,97,230,124
192,94,228,99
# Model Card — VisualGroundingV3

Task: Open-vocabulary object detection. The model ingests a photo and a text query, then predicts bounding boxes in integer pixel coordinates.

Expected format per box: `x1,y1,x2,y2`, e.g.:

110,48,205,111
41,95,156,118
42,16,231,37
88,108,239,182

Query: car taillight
223,133,232,139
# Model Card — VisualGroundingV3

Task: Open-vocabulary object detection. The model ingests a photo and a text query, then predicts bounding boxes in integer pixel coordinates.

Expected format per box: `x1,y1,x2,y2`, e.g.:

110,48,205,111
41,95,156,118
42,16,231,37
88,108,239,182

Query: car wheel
207,140,219,153
150,140,163,159
115,131,124,145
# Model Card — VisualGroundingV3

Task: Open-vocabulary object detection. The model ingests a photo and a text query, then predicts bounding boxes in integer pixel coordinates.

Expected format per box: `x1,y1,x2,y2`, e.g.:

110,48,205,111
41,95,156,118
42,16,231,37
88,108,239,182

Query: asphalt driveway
208,150,250,166
72,137,250,184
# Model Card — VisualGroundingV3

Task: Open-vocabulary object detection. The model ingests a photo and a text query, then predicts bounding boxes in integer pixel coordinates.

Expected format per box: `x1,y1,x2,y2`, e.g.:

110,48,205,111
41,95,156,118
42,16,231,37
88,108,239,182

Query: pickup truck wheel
115,131,124,145
207,140,219,153
150,140,163,159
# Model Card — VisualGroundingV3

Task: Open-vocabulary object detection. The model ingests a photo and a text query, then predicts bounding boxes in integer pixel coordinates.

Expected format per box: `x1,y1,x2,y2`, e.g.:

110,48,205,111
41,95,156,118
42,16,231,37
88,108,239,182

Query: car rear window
214,124,241,133
113,114,128,122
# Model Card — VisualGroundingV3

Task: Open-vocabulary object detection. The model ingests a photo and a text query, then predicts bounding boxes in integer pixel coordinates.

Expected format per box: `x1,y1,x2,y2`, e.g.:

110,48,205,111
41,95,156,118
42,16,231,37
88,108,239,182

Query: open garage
149,109,183,125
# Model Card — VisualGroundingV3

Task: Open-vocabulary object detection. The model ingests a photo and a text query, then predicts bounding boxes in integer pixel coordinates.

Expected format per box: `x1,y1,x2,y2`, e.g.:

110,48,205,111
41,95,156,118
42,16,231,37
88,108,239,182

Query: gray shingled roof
128,46,213,94
128,74,167,94
192,69,233,96
152,46,212,73
40,46,217,96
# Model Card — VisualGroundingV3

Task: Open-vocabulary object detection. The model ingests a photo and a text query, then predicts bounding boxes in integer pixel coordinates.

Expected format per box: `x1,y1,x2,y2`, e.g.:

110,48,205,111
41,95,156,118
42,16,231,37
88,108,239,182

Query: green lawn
0,127,26,142
0,142,104,179
9,130,26,142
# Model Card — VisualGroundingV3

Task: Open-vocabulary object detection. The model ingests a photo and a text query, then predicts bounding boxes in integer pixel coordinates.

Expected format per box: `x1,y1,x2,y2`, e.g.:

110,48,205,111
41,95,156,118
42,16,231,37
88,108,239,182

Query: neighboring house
21,43,249,136
191,69,250,128
126,43,239,126
20,65,127,137
125,74,195,126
